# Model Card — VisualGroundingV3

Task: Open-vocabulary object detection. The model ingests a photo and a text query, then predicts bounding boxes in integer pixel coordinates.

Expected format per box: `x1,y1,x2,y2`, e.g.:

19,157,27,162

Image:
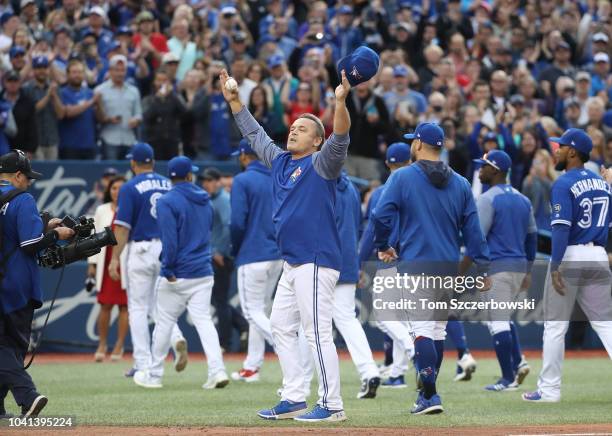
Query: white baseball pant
302,283,380,387
270,263,343,410
485,271,526,335
149,276,225,379
537,244,612,400
126,240,184,371
236,260,283,371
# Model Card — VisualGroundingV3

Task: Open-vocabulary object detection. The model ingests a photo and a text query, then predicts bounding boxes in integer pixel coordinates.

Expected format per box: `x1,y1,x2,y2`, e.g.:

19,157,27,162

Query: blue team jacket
0,184,43,313
156,182,214,279
373,161,490,267
230,160,281,266
335,173,360,283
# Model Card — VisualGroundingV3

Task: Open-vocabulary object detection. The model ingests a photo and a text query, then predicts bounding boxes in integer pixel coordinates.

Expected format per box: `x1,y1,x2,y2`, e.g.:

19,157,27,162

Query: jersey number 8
150,192,163,219
578,196,609,229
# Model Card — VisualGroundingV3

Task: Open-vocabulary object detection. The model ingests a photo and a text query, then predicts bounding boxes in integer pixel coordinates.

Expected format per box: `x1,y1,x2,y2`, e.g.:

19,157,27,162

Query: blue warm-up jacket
157,182,214,279
335,173,361,283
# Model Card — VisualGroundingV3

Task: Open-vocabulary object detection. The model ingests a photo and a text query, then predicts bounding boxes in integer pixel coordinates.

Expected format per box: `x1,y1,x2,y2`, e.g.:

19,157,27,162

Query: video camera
38,215,117,269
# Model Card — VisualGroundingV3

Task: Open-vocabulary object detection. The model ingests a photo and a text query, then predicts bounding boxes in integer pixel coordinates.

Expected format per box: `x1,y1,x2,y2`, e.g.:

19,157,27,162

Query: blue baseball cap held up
386,142,410,163
337,46,380,86
231,138,256,156
168,156,199,178
403,123,445,147
549,128,593,155
473,150,512,173
126,142,154,163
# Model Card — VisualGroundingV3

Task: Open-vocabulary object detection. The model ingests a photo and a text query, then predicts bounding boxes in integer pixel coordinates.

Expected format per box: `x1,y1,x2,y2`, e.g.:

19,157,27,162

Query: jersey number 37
578,197,609,229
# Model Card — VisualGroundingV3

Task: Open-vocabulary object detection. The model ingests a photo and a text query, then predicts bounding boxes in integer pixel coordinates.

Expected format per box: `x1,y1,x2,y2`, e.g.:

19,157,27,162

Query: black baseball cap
199,168,221,181
0,150,43,179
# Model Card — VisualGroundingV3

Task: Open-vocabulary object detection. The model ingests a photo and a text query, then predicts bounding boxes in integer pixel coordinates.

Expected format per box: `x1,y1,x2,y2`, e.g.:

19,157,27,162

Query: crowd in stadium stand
0,1,611,223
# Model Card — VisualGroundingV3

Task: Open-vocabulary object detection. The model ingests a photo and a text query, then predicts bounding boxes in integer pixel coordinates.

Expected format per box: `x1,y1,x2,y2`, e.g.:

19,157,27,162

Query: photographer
0,150,74,418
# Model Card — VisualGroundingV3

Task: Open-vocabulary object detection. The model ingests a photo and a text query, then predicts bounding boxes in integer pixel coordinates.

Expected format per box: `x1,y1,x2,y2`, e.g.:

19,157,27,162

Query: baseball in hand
225,77,238,91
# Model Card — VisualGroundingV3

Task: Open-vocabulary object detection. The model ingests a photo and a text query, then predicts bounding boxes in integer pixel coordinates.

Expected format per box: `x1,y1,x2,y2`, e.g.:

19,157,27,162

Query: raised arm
219,69,283,168
313,69,352,180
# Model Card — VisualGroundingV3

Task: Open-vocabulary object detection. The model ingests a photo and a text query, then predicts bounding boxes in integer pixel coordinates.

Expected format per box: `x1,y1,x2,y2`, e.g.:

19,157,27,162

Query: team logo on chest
290,166,302,183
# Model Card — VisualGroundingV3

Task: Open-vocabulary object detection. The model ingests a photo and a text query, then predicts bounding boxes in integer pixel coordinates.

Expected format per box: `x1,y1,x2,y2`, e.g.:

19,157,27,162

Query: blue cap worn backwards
403,122,445,147
386,142,410,164
231,139,256,156
168,156,199,178
126,142,154,163
549,128,593,155
473,150,512,173
337,46,380,86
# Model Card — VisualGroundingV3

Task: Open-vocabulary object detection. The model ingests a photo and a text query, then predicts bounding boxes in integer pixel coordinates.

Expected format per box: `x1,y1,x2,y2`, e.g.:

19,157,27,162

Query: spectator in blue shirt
57,59,101,159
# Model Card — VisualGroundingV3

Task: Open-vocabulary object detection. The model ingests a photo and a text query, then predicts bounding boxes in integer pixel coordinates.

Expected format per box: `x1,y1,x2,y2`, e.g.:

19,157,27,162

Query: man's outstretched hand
219,69,243,113
335,69,351,102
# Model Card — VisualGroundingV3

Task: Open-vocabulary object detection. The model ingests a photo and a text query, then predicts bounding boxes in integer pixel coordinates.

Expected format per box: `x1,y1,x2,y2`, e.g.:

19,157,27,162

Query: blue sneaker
410,393,444,415
257,401,307,420
522,391,560,403
382,375,407,389
124,367,137,378
485,378,518,392
294,405,347,422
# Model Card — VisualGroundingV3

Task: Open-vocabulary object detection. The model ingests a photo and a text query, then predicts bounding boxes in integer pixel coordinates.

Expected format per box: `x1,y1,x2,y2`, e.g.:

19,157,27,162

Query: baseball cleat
522,391,560,403
382,375,407,388
257,400,307,420
124,367,137,378
294,405,347,422
231,368,260,382
133,370,163,389
453,352,477,381
22,395,48,417
202,371,229,389
514,357,530,385
172,338,188,372
410,393,443,415
357,376,380,399
484,378,518,392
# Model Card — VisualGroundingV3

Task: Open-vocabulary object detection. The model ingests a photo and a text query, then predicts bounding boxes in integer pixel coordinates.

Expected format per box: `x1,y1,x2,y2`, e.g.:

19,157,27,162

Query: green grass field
7,355,612,428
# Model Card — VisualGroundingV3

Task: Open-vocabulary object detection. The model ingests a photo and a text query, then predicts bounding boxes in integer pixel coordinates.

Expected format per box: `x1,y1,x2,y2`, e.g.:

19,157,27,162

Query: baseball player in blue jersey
359,143,416,388
523,128,612,402
221,65,353,422
134,157,228,390
230,139,283,383
109,143,187,377
373,123,490,415
465,150,534,391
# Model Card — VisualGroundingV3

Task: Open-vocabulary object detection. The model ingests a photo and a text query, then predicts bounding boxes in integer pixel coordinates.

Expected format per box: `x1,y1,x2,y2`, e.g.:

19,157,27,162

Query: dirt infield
6,424,612,435
29,349,610,364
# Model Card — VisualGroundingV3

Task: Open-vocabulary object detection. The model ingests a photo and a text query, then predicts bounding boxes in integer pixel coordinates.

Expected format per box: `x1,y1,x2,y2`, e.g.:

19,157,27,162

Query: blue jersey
230,160,281,267
58,85,97,150
373,161,489,266
0,184,43,313
335,173,361,283
115,172,172,241
157,182,214,279
358,183,400,264
477,184,537,272
551,168,611,247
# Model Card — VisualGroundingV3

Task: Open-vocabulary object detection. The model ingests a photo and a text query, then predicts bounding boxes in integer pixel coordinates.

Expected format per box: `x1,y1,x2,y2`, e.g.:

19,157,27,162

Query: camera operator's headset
0,150,65,369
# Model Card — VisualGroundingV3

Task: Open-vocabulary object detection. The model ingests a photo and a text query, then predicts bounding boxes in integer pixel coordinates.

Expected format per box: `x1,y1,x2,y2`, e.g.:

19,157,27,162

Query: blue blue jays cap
32,55,49,68
117,26,133,36
0,12,14,26
393,65,408,77
231,138,256,156
337,46,380,86
168,156,199,178
549,128,593,155
338,5,353,14
403,122,445,147
126,142,154,163
9,45,25,59
386,142,410,163
473,150,512,172
267,54,284,68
